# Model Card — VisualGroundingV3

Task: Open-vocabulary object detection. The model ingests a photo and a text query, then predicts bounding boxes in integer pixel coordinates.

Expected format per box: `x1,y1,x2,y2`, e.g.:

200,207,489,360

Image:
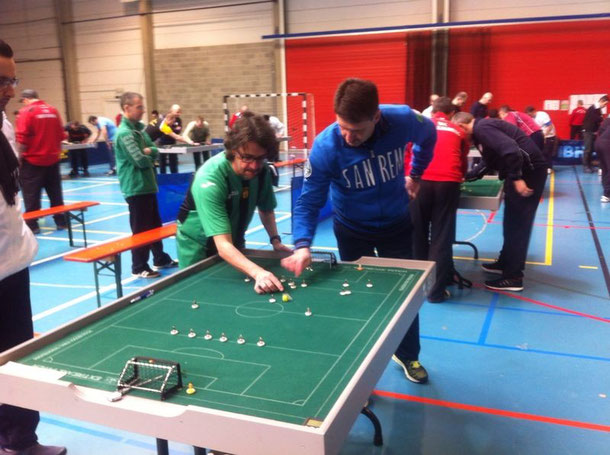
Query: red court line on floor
486,211,497,223
372,390,610,433
473,283,610,323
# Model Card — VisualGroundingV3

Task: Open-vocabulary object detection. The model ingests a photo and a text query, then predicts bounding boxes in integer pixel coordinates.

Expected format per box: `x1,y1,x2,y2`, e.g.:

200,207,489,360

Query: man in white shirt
263,114,286,137
421,93,439,118
0,39,66,455
526,105,557,173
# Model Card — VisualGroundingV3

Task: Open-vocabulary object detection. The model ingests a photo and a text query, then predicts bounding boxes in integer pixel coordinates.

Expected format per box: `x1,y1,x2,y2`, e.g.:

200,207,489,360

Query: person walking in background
582,95,608,173
470,92,493,119
64,120,91,177
16,89,66,234
568,100,586,140
88,114,118,175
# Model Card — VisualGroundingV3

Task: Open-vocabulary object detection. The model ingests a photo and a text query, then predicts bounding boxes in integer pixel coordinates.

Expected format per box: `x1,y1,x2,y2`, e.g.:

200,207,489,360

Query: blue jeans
333,218,421,361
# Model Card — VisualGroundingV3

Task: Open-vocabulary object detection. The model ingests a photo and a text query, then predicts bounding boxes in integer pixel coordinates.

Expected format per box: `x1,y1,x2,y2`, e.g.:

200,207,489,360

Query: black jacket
582,105,603,133
473,118,546,180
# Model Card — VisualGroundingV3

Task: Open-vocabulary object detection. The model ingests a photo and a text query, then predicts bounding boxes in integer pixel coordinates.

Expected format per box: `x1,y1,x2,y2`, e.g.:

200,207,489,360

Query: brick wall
154,41,277,140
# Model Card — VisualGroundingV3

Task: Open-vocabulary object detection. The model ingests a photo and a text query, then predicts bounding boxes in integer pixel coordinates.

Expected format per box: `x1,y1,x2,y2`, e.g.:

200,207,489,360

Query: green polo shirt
176,152,276,267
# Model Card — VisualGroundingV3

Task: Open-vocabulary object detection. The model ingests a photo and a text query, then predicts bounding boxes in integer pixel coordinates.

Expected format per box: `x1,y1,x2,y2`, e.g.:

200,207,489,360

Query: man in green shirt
115,91,177,278
177,114,290,294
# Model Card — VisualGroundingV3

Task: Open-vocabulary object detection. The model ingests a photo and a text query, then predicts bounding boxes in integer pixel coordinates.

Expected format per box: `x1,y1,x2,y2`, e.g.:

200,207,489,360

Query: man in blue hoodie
282,78,436,383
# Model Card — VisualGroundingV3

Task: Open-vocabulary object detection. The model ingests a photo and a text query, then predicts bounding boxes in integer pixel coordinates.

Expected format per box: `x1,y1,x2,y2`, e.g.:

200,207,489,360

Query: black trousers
333,218,421,361
19,160,65,230
193,150,211,170
498,167,548,279
542,136,557,170
125,194,171,274
583,132,595,168
159,153,178,174
596,138,610,197
0,268,39,451
69,149,88,173
410,180,461,301
530,130,544,152
570,125,583,140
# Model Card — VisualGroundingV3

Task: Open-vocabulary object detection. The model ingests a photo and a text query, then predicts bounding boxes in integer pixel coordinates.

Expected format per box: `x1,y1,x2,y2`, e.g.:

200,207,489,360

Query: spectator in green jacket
115,91,178,278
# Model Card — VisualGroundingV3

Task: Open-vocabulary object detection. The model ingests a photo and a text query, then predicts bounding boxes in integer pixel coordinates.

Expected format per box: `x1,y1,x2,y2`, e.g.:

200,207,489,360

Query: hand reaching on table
253,269,284,294
281,248,312,278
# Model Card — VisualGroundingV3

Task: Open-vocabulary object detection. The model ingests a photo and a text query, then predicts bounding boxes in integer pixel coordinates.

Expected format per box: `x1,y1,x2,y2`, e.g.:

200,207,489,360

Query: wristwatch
270,235,281,244
408,173,421,182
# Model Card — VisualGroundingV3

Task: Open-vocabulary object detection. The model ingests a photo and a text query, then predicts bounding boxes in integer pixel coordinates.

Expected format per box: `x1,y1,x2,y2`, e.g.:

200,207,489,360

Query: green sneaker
392,355,429,384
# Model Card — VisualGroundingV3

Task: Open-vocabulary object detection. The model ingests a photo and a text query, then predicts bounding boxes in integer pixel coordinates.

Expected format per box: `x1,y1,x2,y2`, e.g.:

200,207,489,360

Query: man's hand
142,147,152,155
513,179,533,197
253,269,284,294
405,176,420,200
281,248,312,278
271,239,292,253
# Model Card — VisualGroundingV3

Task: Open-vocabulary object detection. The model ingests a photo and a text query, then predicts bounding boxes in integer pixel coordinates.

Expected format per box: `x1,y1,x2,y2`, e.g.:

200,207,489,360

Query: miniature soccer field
461,178,503,197
18,257,423,426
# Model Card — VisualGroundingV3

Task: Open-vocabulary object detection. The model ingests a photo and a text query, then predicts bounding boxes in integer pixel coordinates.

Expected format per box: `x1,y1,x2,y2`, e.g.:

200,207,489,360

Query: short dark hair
431,96,453,115
524,105,536,114
87,115,97,123
334,78,379,123
499,105,512,113
600,95,609,103
151,110,159,116
0,40,13,59
119,91,142,111
452,112,474,125
224,113,279,162
488,108,499,118
454,91,468,100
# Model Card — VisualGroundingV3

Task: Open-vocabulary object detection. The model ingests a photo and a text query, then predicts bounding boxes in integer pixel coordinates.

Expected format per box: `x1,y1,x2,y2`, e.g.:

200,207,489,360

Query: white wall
72,0,145,123
286,0,433,34
153,1,274,48
1,0,66,124
451,0,610,22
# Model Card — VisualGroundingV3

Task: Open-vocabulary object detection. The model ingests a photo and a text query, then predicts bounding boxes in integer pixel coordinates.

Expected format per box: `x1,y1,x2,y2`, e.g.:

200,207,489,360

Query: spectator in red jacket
16,89,66,233
408,96,469,302
229,104,249,128
568,100,586,140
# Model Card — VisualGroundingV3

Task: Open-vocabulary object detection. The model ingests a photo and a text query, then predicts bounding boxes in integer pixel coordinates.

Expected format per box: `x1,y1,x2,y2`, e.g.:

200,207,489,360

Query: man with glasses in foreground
176,113,290,294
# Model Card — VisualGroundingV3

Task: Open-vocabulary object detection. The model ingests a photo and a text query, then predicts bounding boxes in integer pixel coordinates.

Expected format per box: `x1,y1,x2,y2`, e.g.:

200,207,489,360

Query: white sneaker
132,269,160,278
601,195,610,203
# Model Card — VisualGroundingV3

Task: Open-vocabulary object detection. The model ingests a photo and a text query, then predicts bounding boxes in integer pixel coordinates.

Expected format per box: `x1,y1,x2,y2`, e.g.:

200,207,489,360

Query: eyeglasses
0,77,19,89
236,149,267,163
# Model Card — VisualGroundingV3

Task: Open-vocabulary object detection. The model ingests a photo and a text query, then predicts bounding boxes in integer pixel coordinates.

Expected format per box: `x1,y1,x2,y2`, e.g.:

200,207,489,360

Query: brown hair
334,78,379,123
432,96,454,115
452,112,474,125
224,113,279,161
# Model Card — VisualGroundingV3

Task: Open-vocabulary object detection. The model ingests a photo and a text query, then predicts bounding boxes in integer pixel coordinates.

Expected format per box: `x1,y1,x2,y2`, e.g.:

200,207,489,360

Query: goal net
223,92,316,161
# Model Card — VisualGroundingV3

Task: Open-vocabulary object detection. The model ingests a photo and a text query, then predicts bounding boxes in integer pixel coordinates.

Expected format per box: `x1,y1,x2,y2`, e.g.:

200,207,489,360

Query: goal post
223,92,316,160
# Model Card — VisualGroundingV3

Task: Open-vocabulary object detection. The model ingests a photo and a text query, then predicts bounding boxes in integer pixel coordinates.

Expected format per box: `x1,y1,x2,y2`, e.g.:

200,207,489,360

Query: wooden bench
23,201,100,247
64,223,177,307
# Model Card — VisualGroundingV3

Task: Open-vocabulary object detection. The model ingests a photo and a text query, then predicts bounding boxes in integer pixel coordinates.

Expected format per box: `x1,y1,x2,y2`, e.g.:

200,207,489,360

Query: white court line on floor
245,214,291,235
32,276,140,321
62,182,117,193
33,236,102,244
31,282,96,289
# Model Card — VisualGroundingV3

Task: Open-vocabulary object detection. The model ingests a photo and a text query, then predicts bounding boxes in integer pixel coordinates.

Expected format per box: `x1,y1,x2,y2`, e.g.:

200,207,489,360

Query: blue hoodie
293,104,436,248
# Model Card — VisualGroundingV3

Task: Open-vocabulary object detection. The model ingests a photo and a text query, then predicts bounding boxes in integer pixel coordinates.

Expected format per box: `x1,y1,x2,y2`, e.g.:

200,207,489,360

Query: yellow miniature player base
356,264,363,271
186,382,196,395
282,292,292,302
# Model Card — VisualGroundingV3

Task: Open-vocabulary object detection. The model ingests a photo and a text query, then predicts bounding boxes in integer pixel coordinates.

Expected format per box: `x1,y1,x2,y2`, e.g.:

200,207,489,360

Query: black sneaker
153,259,179,270
82,170,90,177
132,269,161,279
391,355,429,384
481,261,503,275
485,277,523,292
427,289,451,303
68,170,78,178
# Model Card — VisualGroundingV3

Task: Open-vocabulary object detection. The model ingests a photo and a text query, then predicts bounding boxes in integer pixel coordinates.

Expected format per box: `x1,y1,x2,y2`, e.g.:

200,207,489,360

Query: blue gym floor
24,159,610,454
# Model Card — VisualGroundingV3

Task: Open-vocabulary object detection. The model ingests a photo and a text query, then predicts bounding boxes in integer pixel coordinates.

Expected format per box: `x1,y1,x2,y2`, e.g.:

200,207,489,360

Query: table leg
193,447,207,455
66,213,74,247
156,438,169,455
361,406,383,446
115,253,123,298
93,262,101,308
453,240,479,259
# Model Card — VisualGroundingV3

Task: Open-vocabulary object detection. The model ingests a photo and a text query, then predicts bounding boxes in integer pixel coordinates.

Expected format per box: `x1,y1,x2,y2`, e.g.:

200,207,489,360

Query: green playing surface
461,178,503,197
19,258,422,426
